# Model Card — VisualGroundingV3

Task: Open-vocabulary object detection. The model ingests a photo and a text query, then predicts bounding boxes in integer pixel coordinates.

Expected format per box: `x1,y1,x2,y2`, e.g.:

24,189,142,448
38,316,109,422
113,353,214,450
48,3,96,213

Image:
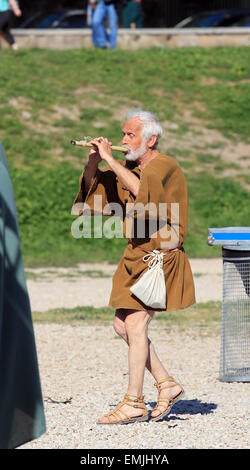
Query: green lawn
32,301,222,333
0,47,249,266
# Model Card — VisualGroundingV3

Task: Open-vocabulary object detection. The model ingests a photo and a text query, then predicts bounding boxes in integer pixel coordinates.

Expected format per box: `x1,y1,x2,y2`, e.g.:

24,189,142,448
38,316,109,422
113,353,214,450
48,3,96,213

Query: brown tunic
72,153,196,312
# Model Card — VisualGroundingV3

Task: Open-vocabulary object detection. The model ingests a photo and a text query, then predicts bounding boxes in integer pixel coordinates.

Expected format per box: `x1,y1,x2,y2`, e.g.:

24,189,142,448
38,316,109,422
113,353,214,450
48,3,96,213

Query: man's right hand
83,146,101,194
88,146,102,166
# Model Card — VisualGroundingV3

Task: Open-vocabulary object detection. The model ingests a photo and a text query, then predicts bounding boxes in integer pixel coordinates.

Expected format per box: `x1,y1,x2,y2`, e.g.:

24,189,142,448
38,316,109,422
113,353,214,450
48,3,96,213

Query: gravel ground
26,258,223,312
19,259,249,450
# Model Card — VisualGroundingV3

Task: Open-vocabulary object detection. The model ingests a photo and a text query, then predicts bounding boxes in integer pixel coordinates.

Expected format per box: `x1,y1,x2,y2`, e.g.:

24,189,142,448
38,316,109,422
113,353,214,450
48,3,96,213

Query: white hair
125,108,163,148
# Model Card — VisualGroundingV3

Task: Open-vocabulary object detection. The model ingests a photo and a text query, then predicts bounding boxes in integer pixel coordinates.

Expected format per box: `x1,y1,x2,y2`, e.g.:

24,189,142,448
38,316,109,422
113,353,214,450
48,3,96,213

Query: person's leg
107,4,118,49
0,10,17,48
114,308,169,380
125,309,154,396
92,1,108,48
113,309,183,419
97,308,153,423
0,11,9,30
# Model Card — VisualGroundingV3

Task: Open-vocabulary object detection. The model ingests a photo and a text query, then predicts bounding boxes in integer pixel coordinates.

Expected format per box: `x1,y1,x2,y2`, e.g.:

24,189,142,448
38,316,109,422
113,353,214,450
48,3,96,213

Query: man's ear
147,135,158,149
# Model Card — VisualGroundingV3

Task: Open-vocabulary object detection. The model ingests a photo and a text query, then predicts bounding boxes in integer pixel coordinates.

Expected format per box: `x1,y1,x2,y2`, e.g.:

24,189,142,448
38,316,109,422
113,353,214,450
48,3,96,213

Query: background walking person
87,0,97,26
0,0,21,50
92,0,118,49
122,0,143,29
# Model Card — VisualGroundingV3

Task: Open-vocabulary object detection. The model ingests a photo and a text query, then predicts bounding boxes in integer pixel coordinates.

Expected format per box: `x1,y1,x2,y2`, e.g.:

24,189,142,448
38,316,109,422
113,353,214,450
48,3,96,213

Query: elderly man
73,109,195,424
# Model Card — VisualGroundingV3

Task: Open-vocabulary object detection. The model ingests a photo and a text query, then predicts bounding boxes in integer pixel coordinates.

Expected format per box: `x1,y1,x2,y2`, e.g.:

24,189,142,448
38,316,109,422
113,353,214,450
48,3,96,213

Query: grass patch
179,160,195,169
32,305,114,325
32,301,222,331
239,155,250,161
76,269,112,278
25,269,112,280
238,173,250,186
196,153,218,164
0,47,249,266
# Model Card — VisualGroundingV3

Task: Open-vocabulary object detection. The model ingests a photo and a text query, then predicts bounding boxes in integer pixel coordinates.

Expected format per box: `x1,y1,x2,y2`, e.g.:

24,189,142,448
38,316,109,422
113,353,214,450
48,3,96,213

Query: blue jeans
92,1,118,49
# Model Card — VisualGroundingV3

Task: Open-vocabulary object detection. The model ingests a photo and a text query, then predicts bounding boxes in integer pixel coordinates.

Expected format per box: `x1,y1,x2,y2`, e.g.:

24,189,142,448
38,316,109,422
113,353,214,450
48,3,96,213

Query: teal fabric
0,141,46,449
0,0,9,12
121,0,143,28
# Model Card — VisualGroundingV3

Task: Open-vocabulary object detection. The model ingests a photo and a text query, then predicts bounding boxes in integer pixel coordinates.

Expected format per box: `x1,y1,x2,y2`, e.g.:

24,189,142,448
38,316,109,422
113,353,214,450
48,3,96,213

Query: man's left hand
90,137,113,163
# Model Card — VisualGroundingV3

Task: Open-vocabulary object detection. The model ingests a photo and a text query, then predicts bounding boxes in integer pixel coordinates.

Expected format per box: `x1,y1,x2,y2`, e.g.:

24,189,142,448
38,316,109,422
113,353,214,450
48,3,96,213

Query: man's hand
83,137,112,194
86,136,139,198
88,145,102,166
89,137,113,164
90,137,140,197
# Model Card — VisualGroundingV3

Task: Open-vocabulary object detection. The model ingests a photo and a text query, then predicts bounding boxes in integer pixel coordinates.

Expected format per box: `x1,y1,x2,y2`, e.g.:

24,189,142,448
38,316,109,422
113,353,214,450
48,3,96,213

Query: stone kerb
1,27,250,49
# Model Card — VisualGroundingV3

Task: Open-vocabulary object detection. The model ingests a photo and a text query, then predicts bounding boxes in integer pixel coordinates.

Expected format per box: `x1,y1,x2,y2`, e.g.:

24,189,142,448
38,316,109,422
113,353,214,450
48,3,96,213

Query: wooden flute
71,139,128,153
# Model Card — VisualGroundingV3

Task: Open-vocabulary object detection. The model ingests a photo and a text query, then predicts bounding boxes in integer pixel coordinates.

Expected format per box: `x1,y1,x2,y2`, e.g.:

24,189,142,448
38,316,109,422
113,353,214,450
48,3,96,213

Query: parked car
174,9,250,28
231,15,250,27
18,10,87,29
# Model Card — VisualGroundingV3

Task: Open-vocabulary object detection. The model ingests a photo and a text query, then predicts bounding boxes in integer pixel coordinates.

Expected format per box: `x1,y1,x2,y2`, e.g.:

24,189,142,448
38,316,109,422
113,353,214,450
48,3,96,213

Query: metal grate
220,248,250,382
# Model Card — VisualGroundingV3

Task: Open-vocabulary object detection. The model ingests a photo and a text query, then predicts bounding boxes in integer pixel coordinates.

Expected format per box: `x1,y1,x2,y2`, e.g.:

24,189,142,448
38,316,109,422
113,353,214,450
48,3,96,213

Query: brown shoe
97,393,149,425
151,376,185,422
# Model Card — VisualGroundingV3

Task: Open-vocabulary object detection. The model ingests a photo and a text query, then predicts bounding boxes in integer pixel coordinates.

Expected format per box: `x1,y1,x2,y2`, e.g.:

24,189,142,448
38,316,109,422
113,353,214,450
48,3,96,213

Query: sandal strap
154,376,181,392
106,409,129,422
104,393,147,421
113,408,129,420
152,378,184,414
123,394,146,410
124,393,144,401
153,396,176,409
104,402,131,421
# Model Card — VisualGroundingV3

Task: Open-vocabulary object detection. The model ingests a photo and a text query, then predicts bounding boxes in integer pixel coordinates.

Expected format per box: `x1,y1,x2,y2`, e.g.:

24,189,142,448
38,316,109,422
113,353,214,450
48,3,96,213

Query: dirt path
26,258,222,312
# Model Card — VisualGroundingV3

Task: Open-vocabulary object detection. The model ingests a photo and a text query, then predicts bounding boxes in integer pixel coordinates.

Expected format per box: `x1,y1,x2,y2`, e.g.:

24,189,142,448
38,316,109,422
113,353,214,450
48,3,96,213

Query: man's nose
122,135,128,145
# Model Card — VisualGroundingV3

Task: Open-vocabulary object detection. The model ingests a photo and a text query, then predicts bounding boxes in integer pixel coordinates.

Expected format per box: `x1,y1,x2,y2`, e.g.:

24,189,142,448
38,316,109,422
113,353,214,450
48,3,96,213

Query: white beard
124,140,147,162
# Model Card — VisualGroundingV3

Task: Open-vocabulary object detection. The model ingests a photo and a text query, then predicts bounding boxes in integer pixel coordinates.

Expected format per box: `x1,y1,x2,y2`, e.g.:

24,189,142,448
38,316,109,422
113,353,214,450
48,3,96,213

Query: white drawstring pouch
130,250,166,309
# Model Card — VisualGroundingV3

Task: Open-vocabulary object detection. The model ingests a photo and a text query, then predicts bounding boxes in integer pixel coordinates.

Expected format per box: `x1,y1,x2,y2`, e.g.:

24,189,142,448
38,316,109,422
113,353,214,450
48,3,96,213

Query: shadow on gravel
147,399,217,422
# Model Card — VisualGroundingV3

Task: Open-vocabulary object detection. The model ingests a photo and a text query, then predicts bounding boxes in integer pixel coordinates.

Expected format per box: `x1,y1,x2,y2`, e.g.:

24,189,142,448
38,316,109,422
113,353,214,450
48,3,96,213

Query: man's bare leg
113,309,183,419
114,309,169,379
124,309,154,397
97,309,153,423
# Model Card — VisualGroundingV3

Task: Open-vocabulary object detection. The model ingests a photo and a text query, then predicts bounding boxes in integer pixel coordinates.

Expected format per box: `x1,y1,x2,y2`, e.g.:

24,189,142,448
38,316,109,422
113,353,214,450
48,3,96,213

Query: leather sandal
151,376,185,422
97,393,148,425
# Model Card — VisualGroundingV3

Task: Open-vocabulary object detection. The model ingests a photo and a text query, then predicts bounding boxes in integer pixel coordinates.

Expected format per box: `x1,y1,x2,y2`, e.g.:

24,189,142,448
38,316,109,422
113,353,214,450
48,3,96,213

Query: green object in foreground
0,142,46,449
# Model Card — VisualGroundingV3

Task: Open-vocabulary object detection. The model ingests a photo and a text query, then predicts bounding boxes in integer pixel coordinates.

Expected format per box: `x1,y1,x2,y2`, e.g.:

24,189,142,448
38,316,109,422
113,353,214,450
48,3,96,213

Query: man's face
122,117,147,161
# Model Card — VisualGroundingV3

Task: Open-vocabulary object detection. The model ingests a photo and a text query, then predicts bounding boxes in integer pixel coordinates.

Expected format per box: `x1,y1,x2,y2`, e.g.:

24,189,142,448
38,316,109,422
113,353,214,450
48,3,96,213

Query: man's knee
125,310,154,339
113,309,127,339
